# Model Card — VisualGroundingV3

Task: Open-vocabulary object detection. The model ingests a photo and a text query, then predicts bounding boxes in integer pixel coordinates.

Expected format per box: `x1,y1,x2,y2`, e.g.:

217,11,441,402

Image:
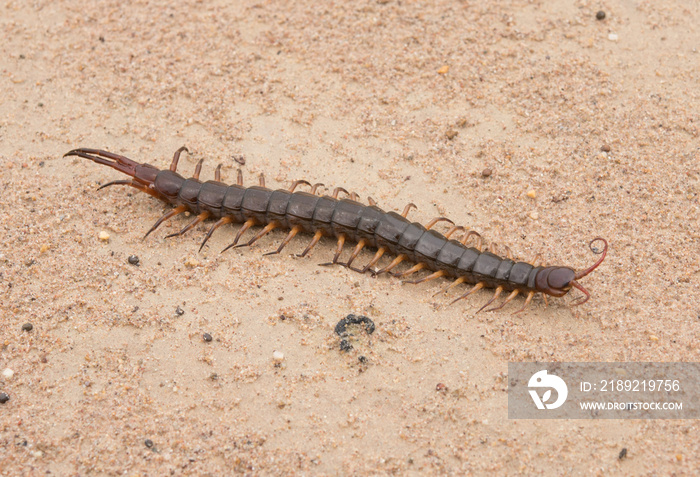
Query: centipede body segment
65,146,607,313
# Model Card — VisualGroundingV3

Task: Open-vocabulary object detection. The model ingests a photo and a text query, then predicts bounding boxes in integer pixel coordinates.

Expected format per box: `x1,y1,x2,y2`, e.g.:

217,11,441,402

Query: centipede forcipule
64,146,608,314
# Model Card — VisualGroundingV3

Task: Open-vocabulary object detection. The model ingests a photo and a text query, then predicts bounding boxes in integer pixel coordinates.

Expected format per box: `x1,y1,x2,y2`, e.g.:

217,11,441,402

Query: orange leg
444,226,465,239
332,187,348,199
215,164,222,181
374,254,406,275
199,216,233,251
263,225,302,256
237,169,243,186
236,222,278,248
170,146,188,172
319,234,346,265
476,286,503,313
297,230,324,257
512,290,536,315
425,217,455,230
432,276,466,296
222,218,256,252
193,159,204,180
485,290,520,312
353,247,386,273
344,239,367,269
401,203,417,218
144,205,187,237
403,270,446,285
259,174,265,187
392,262,426,279
288,180,311,193
310,183,325,195
449,282,485,305
165,211,210,238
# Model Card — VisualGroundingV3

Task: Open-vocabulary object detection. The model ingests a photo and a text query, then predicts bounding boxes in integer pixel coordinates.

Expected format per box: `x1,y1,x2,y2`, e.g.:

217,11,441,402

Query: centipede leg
259,174,265,187
368,197,378,207
512,290,536,315
222,218,256,252
374,254,406,275
170,146,188,172
391,262,426,279
263,225,302,256
144,205,187,238
403,270,446,285
485,290,520,312
215,164,222,181
401,203,417,218
165,211,211,238
344,239,367,270
444,226,465,239
319,234,345,266
192,159,204,180
310,183,325,195
425,217,455,230
349,191,360,201
199,216,233,252
432,276,466,297
332,187,348,199
476,286,503,313
237,169,243,186
353,247,386,274
288,180,311,193
297,230,324,258
449,282,485,305
235,222,278,248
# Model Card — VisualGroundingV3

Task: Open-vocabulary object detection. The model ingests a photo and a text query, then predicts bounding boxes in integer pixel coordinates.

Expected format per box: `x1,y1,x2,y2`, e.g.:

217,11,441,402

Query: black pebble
128,255,140,266
618,448,627,460
175,306,184,316
203,333,213,342
596,10,606,20
144,439,154,448
0,392,9,404
21,323,33,332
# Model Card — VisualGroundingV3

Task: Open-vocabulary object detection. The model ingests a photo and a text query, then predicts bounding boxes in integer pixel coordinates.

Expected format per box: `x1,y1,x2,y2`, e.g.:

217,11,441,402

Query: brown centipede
64,146,607,313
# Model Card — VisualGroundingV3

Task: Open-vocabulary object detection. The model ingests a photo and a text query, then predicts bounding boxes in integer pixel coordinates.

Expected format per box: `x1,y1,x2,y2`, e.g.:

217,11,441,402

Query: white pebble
2,368,14,379
608,33,618,41
98,231,110,242
272,350,285,363
529,211,539,220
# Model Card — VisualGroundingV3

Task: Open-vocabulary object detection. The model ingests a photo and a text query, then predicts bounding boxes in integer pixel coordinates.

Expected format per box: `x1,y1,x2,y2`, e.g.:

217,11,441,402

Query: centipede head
535,238,608,306
64,148,159,187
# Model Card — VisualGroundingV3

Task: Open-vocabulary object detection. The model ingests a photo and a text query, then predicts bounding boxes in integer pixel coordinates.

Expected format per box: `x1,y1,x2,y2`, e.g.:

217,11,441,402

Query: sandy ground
1,0,699,475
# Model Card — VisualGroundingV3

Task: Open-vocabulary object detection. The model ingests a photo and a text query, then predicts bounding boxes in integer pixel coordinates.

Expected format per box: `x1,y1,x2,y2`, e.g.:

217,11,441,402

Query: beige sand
1,0,698,474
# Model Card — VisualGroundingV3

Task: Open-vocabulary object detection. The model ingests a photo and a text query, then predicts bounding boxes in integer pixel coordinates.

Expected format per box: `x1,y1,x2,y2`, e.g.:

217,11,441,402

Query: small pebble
608,33,618,41
0,393,9,404
529,211,539,220
437,65,449,74
184,257,200,268
128,255,140,266
2,368,14,379
649,335,659,341
601,144,611,152
21,323,33,332
481,168,492,177
203,333,213,342
272,350,285,363
526,190,537,199
144,439,154,448
39,244,49,253
445,130,458,140
596,10,606,20
175,306,185,316
436,383,448,392
618,447,627,460
98,231,110,242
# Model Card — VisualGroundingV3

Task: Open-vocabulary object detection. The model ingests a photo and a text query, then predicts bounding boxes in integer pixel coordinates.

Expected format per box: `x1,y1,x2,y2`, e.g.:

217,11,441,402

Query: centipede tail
65,146,608,313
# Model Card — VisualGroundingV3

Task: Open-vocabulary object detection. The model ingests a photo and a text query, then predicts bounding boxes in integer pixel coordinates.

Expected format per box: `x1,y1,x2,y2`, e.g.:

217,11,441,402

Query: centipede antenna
449,282,485,305
193,159,204,180
170,146,188,172
297,230,324,257
144,205,187,238
263,225,302,256
165,211,211,238
574,238,608,280
476,286,503,313
215,164,222,181
222,218,255,252
199,216,233,252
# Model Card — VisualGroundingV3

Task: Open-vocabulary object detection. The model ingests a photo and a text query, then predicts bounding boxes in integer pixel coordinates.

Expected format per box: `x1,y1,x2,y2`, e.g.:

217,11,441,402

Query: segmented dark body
64,147,607,312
